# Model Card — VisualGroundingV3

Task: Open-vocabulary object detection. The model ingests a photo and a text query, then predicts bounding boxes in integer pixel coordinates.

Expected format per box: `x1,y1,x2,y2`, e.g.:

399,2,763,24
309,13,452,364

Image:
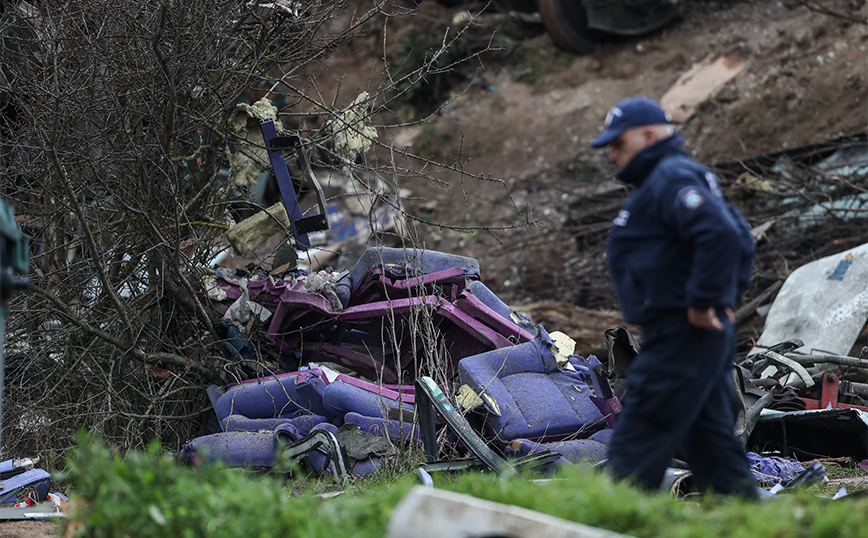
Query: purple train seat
210,369,332,428
588,428,615,446
438,300,516,350
334,248,481,308
504,438,608,473
465,280,511,318
322,375,415,422
350,266,469,306
0,468,52,504
465,280,537,334
183,423,303,467
265,290,524,384
221,412,327,433
458,337,607,445
267,289,442,353
303,341,400,384
261,250,526,384
344,412,421,444
452,290,535,344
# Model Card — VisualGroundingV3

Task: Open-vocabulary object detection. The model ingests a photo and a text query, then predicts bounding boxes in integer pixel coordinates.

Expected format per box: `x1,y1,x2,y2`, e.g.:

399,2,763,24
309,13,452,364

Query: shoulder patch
679,188,705,211
613,210,630,227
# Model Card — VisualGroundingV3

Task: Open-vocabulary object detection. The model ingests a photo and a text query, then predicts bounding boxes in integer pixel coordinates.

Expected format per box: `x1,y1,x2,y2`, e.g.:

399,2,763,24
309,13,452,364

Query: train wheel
537,0,606,53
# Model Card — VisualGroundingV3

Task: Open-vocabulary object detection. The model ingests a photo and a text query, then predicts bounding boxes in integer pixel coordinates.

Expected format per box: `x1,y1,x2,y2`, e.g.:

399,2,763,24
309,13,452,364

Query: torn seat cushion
746,452,805,486
221,412,327,433
322,377,415,423
335,247,481,308
505,438,608,473
458,339,606,445
213,369,331,426
344,412,421,445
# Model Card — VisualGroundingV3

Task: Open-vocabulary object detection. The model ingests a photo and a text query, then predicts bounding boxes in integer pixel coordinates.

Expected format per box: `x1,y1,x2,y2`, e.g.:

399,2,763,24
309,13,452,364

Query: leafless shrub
0,0,527,460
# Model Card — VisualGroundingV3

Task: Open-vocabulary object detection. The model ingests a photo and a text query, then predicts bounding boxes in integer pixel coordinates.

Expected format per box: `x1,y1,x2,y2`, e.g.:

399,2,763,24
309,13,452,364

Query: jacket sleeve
656,170,746,310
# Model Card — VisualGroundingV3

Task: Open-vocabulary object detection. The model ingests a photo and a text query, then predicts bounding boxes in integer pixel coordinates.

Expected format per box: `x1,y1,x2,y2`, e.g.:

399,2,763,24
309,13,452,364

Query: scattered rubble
0,458,66,520
1,2,866,534
174,124,868,504
181,241,865,501
3,131,866,533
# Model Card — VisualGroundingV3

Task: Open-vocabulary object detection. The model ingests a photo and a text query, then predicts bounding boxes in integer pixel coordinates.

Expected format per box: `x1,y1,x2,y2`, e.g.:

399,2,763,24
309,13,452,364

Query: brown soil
0,521,57,537
306,0,867,354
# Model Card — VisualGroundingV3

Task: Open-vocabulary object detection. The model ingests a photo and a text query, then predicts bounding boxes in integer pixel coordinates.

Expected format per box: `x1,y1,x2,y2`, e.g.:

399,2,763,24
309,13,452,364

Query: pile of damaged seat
184,247,808,492
184,247,620,480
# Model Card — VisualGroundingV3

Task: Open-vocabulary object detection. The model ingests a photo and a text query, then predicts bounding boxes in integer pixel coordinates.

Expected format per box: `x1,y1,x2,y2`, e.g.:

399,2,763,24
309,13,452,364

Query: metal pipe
784,353,868,369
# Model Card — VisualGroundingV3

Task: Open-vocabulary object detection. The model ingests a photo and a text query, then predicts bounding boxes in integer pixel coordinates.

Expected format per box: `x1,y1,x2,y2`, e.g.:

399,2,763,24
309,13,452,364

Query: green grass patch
57,433,868,538
57,432,414,538
440,466,868,538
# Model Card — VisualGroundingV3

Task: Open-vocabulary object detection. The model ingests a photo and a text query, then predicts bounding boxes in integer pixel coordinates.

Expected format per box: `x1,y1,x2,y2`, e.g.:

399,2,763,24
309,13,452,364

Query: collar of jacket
616,133,687,187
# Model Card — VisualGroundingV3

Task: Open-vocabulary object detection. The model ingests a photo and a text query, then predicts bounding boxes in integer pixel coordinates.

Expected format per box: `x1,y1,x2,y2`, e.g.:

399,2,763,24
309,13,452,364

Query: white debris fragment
326,92,379,164
222,278,272,330
203,275,227,301
248,98,279,121
549,331,577,367
227,97,283,187
456,384,501,416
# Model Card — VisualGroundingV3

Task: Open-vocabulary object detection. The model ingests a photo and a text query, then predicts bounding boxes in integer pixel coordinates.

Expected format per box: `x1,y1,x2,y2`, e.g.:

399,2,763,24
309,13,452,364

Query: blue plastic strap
260,119,310,250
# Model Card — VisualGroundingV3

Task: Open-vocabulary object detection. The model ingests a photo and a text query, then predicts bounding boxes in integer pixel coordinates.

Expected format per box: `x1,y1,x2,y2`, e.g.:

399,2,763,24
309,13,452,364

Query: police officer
590,96,758,498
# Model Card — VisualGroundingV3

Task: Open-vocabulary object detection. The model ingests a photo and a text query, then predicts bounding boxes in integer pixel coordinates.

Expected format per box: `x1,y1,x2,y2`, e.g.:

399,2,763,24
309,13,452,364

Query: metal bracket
275,428,348,484
415,376,559,477
764,350,815,389
583,354,623,428
260,120,330,250
741,338,804,378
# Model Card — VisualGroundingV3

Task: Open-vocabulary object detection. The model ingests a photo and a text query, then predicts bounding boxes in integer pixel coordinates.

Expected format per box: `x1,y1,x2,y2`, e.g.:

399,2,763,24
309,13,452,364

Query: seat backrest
322,376,415,422
458,339,606,445
214,369,331,423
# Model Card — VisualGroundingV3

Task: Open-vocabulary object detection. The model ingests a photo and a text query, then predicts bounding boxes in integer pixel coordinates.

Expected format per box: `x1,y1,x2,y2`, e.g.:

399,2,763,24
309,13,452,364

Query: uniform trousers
607,313,758,498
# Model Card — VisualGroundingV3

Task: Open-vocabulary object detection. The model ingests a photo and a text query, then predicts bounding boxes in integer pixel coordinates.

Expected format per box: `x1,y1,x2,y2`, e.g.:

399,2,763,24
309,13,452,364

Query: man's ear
643,125,656,144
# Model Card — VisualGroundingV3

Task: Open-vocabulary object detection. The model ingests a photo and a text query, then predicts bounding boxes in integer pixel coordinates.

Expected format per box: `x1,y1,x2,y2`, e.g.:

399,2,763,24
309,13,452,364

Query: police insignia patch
680,188,704,211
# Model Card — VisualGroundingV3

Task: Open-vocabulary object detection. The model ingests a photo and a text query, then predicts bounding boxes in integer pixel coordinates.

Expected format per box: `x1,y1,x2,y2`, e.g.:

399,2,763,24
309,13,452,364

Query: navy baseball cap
590,96,672,148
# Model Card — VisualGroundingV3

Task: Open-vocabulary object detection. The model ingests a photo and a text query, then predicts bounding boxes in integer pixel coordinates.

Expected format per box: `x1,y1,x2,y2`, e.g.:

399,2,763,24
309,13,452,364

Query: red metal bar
800,372,868,411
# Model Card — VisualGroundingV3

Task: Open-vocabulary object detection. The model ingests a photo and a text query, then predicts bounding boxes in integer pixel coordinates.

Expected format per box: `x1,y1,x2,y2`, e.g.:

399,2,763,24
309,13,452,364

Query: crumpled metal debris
749,241,868,359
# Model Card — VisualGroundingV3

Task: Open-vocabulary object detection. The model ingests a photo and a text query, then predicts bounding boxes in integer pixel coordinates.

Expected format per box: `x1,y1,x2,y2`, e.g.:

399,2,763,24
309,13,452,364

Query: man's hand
687,307,725,331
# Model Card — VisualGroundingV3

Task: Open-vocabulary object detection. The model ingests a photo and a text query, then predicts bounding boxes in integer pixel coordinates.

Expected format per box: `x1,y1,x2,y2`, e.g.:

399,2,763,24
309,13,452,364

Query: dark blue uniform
606,134,758,497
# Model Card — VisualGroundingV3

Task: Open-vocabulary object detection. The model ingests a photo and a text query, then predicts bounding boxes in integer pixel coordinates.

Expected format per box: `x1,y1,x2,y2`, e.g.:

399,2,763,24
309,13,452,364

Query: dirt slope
423,1,867,177
303,0,867,354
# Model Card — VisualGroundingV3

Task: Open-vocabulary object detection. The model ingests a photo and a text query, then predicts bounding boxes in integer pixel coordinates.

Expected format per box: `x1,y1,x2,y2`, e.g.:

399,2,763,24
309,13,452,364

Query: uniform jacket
606,134,755,326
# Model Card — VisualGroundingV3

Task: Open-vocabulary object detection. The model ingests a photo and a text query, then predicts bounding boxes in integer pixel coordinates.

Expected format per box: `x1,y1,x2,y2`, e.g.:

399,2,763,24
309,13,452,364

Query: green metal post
0,198,30,459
